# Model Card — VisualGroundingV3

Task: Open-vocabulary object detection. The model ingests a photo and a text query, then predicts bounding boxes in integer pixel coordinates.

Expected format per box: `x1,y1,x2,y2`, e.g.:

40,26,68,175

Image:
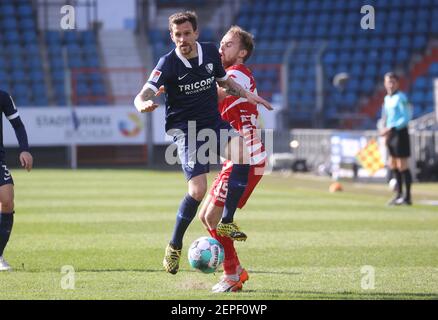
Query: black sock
170,194,200,250
0,212,14,257
392,169,403,198
401,169,412,201
222,164,250,224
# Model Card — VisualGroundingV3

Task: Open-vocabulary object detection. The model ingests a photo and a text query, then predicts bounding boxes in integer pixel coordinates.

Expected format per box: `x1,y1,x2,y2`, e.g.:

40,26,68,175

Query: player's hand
135,100,158,113
245,91,273,110
379,127,391,136
156,86,165,97
19,151,33,172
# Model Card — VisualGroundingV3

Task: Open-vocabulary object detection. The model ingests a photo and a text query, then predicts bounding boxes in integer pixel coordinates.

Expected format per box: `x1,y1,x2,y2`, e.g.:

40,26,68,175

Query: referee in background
379,72,413,206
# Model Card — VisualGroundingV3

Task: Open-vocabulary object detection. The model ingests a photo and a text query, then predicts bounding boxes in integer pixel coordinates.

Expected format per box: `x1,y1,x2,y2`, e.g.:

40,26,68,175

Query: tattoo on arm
220,78,246,98
140,87,155,101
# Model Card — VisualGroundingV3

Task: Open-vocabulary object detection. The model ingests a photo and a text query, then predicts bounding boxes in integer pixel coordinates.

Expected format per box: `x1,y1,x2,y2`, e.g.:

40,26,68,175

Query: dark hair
384,72,399,81
168,11,198,32
225,25,255,62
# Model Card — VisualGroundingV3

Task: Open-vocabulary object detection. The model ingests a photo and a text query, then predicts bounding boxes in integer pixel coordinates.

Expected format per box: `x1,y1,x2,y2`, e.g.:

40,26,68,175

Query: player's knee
189,188,206,202
228,137,248,164
0,200,14,213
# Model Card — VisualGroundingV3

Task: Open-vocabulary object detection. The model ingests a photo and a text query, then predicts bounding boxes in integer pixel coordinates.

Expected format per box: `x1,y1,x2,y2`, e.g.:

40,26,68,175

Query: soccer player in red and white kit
198,26,267,293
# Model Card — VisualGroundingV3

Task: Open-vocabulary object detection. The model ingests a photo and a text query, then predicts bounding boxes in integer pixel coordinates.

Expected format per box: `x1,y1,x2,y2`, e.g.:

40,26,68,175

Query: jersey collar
175,42,203,68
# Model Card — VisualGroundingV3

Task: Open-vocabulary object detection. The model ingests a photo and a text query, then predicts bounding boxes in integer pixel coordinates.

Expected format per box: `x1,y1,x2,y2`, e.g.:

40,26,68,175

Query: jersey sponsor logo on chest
178,76,215,94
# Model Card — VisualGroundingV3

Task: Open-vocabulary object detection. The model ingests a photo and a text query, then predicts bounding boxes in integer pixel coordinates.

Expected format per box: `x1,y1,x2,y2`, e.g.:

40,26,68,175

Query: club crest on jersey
148,69,162,83
205,63,213,74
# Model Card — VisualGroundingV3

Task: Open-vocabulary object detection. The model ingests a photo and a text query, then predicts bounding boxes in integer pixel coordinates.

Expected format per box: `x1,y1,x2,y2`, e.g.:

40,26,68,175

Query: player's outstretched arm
218,77,273,110
134,85,160,113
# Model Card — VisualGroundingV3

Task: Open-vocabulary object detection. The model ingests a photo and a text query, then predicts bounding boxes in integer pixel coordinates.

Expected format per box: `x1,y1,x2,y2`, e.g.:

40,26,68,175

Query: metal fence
272,125,438,181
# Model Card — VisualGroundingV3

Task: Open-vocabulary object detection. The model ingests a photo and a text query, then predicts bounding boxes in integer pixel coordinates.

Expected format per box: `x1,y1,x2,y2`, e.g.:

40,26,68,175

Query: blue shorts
0,162,14,186
171,120,239,181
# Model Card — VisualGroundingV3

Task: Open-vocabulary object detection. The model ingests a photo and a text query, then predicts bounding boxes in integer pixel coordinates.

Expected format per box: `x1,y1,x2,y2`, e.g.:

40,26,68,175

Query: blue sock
170,194,200,250
0,213,14,257
222,164,250,223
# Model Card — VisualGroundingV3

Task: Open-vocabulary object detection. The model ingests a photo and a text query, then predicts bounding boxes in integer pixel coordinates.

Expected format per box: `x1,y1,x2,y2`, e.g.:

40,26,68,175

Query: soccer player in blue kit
0,90,33,271
134,11,272,274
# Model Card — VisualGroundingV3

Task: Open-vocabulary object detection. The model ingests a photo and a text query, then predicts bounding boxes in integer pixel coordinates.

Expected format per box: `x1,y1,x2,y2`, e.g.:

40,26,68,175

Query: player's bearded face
170,22,198,58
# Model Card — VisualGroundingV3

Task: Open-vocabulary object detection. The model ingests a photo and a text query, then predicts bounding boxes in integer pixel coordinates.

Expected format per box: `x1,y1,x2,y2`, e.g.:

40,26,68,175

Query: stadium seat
428,63,438,76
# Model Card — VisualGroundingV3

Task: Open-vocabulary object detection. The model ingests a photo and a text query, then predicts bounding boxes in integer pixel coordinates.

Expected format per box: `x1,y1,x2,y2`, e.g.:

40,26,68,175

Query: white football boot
0,256,11,271
212,275,242,293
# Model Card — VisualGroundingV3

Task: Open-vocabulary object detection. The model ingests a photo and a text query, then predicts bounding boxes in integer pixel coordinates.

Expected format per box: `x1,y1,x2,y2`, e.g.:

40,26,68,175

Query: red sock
234,254,241,269
208,228,217,238
208,228,237,275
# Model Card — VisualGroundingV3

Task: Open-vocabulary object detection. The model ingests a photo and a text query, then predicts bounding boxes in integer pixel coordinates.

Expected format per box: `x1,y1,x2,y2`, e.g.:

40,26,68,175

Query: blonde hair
225,25,255,62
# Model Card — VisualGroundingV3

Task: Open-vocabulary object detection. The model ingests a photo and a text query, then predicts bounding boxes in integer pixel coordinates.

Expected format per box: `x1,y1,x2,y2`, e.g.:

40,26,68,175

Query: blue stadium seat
17,4,33,17
54,82,65,95
0,70,8,82
398,35,411,48
35,96,49,106
412,36,427,50
67,43,82,54
91,83,105,95
413,77,429,90
381,51,394,62
323,52,337,65
20,18,35,30
81,31,96,44
1,5,15,16
4,31,21,44
2,18,18,30
428,63,438,76
11,69,26,82
29,70,44,83
279,0,293,12
46,31,62,44
64,31,79,43
364,64,378,77
415,21,429,34
22,31,37,44
395,50,409,63
362,78,375,94
76,83,90,95
28,56,43,69
31,83,46,95
411,91,424,105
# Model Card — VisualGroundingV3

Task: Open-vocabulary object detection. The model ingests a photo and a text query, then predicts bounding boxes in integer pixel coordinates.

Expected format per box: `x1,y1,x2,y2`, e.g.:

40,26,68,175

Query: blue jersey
145,42,228,132
381,91,412,130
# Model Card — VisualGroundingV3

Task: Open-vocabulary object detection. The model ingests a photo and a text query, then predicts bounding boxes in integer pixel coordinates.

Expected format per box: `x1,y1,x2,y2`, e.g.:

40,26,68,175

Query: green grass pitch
0,169,437,300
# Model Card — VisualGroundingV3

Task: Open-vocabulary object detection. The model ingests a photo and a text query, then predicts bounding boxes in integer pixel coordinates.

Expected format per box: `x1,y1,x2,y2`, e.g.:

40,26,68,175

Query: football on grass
188,237,224,273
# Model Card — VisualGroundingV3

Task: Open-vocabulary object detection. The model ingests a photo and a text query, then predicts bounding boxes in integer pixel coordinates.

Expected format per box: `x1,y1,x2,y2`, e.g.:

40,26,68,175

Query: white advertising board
3,106,147,146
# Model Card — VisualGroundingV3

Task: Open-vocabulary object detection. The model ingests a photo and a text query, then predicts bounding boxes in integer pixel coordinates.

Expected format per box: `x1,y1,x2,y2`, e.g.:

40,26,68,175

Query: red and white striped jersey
219,64,266,166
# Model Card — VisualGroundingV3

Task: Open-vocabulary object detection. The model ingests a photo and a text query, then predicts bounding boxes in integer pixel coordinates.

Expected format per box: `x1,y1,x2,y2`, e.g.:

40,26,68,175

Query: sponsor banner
3,106,147,146
3,102,279,147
